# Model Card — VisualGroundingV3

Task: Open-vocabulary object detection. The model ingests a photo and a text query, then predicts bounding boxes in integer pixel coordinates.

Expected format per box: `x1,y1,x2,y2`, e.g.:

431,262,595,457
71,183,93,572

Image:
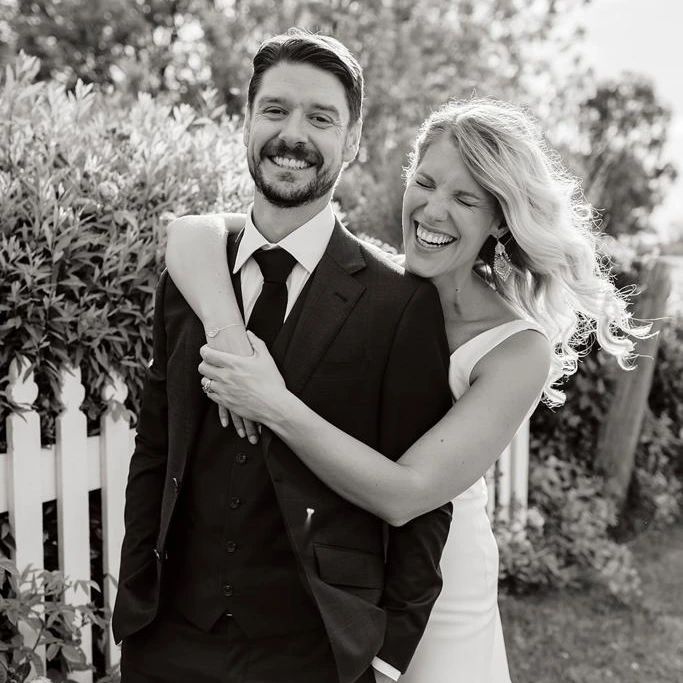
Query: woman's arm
166,213,247,339
165,212,259,438
198,329,551,526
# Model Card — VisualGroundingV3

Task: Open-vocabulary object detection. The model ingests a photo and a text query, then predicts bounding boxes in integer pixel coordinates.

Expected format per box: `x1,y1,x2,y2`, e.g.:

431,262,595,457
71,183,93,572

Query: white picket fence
1,356,134,681
0,353,529,681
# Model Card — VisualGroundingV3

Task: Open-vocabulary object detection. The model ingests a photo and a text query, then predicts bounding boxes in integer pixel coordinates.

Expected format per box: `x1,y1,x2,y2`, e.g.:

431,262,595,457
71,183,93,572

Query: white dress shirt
233,203,335,323
233,203,401,682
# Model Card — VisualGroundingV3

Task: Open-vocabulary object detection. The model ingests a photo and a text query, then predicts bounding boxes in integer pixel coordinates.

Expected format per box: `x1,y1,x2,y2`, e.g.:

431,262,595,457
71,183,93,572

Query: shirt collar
233,203,336,274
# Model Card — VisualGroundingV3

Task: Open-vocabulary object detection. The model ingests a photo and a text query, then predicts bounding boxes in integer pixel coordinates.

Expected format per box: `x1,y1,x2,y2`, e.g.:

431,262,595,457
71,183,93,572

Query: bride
165,98,646,682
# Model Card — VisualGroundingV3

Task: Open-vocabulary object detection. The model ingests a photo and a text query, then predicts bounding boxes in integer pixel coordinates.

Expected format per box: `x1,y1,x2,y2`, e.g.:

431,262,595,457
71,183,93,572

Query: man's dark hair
247,28,364,125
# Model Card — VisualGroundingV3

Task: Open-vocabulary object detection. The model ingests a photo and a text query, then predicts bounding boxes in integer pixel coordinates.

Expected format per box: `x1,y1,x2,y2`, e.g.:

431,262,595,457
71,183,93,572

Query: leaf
0,558,18,575
60,644,85,665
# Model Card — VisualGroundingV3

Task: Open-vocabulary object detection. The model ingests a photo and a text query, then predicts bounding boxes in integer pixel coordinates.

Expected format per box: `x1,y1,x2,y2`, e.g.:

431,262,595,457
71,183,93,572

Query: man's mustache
260,140,322,166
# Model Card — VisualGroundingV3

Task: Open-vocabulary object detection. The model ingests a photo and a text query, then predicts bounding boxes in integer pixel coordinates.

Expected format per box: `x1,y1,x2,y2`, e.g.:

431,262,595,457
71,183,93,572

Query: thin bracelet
205,322,244,338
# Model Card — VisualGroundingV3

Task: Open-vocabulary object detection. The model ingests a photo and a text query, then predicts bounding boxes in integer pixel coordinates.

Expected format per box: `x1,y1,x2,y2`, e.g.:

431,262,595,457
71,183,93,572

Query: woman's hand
198,331,291,430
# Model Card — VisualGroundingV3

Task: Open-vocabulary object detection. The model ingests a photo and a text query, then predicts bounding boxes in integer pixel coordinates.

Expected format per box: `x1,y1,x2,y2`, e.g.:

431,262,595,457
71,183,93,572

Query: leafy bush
0,53,252,451
631,318,683,527
497,308,683,600
0,558,110,683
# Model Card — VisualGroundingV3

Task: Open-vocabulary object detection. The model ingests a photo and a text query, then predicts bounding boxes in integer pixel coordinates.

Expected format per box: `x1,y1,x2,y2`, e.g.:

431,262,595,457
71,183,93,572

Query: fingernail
248,435,258,445
237,429,245,438
220,418,228,428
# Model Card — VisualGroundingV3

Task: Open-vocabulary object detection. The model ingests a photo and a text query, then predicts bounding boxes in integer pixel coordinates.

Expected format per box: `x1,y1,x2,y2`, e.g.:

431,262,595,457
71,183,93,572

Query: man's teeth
416,224,456,248
271,156,312,170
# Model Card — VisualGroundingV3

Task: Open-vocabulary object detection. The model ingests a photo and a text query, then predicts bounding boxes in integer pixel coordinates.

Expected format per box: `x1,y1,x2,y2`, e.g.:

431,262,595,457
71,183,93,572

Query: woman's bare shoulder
476,325,551,386
167,212,246,241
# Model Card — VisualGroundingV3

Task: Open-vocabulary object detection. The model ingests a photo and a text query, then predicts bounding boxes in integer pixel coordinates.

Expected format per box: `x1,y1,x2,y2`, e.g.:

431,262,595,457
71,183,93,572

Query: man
113,29,453,683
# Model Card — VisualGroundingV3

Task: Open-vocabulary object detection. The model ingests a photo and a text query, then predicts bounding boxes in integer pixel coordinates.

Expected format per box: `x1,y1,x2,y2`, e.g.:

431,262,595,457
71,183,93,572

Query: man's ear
342,119,362,164
242,107,251,147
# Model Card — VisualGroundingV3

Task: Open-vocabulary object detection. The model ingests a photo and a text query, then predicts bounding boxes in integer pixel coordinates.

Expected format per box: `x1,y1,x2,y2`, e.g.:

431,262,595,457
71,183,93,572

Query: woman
165,99,647,682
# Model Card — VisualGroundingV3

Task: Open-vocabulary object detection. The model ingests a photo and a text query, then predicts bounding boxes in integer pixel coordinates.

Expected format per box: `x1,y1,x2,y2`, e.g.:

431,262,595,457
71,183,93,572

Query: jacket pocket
314,543,384,590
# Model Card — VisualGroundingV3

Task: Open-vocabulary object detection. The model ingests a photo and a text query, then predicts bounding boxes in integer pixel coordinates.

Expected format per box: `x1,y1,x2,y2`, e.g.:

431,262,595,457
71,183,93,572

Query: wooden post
56,364,93,683
596,258,672,508
6,356,46,673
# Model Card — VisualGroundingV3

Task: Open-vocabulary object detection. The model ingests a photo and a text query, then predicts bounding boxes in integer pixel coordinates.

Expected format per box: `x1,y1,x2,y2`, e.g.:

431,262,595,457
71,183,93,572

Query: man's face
244,62,360,208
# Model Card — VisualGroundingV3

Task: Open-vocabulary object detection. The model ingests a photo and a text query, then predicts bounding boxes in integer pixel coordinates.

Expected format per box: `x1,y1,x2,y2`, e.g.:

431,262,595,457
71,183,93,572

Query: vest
164,256,323,639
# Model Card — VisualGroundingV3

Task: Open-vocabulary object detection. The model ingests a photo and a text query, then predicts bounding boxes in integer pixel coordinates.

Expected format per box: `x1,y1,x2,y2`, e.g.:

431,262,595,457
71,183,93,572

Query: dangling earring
493,235,512,282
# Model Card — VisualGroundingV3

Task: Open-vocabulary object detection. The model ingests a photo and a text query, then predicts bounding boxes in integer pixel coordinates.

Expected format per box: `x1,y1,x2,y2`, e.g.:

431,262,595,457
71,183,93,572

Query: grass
500,523,683,683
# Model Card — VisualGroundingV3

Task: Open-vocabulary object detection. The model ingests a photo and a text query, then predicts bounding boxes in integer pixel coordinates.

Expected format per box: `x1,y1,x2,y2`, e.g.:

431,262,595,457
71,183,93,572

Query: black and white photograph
0,1,681,682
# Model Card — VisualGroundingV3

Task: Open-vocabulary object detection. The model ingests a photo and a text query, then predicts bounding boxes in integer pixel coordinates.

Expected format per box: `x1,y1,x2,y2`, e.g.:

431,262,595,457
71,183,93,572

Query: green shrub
0,558,110,683
631,318,683,527
0,53,252,450
498,308,683,600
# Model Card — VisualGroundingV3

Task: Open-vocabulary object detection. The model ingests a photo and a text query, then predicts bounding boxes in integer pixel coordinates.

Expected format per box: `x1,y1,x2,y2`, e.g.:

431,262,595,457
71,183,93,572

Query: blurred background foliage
1,0,677,241
0,0,681,649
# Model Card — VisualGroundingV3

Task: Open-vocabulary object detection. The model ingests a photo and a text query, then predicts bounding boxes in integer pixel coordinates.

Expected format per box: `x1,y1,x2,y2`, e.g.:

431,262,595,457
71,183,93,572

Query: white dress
402,319,543,683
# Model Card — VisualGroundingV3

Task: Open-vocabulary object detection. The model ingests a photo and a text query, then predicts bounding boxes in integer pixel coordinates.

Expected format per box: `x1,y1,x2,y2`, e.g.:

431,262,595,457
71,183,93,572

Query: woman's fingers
242,417,260,444
245,331,267,352
218,406,230,429
231,412,247,439
225,410,259,444
200,344,239,368
198,360,223,380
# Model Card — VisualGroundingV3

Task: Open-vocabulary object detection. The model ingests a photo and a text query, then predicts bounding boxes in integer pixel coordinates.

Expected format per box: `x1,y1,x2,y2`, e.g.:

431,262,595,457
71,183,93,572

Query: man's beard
249,141,339,208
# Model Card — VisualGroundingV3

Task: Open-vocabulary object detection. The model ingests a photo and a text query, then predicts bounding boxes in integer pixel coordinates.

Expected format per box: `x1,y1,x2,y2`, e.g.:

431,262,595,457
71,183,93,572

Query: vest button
235,453,248,465
229,497,241,509
226,541,237,553
223,584,233,597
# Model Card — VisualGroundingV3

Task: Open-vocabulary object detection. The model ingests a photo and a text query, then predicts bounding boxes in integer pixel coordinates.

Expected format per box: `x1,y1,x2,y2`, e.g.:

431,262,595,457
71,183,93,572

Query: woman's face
402,133,502,280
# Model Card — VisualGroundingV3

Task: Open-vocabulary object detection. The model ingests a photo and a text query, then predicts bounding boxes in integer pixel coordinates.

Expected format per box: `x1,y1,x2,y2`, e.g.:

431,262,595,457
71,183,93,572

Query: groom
113,29,453,683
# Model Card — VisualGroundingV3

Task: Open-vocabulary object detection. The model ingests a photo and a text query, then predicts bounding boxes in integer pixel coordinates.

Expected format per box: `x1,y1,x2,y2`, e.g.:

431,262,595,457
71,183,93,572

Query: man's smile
268,155,315,170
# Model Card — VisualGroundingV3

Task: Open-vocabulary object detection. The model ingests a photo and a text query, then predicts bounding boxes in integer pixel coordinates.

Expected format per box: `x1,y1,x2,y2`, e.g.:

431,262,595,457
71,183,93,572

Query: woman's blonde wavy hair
405,98,650,406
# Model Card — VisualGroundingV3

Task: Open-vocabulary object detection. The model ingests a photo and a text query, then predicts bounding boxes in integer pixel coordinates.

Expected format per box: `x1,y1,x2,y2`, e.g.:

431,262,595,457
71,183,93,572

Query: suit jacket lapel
275,221,366,395
176,298,207,475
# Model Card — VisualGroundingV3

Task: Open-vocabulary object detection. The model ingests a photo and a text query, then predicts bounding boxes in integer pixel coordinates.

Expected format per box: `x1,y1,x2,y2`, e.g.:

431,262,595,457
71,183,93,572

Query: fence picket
511,421,530,525
100,372,131,669
55,364,93,683
496,446,513,522
6,356,46,672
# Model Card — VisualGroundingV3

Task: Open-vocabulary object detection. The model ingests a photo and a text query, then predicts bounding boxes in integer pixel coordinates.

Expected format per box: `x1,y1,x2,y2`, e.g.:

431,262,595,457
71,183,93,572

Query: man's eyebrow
257,96,289,107
309,103,342,118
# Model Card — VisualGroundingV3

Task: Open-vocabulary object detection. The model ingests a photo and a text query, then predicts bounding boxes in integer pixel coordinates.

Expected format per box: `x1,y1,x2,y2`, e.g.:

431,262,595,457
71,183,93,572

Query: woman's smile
414,221,458,250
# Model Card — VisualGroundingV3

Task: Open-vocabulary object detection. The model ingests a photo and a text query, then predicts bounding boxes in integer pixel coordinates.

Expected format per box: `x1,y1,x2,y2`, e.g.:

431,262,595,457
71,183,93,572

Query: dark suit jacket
113,221,453,682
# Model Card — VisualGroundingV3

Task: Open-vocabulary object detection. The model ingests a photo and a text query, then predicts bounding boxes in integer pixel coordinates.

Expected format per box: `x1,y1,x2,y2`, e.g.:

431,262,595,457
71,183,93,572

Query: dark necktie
248,248,297,348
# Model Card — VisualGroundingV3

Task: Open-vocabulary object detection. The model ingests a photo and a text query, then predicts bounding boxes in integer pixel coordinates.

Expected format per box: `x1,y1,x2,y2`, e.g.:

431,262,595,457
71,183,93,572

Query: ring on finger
201,377,213,393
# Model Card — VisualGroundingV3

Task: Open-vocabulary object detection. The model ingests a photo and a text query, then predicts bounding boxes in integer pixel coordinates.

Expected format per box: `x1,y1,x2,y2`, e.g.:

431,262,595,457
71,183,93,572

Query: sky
579,0,683,236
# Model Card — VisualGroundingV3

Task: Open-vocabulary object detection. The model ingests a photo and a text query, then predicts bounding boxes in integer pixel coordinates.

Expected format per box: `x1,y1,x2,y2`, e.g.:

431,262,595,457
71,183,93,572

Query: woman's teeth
271,156,313,170
415,223,456,249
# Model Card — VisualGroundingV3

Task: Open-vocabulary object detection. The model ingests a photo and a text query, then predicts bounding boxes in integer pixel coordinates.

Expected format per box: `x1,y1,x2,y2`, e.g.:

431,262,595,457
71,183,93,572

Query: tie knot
253,248,297,284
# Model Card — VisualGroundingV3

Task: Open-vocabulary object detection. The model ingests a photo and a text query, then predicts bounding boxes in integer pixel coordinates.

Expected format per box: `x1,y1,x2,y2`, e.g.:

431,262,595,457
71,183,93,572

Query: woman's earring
493,236,512,282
